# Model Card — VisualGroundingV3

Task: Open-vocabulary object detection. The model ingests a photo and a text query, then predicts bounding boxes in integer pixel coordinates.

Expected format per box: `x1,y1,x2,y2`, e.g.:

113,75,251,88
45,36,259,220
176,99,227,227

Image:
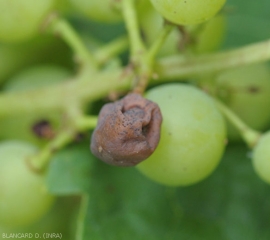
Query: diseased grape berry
90,93,162,167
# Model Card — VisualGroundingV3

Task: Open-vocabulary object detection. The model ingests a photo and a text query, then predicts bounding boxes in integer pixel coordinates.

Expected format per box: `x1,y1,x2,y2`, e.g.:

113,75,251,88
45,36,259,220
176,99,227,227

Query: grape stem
0,68,131,117
75,115,98,131
94,36,129,66
122,0,146,60
156,38,270,79
121,0,152,94
27,114,98,172
67,103,98,131
147,23,174,66
28,129,76,172
133,23,174,94
47,15,98,69
122,0,175,94
214,99,261,148
1,40,270,117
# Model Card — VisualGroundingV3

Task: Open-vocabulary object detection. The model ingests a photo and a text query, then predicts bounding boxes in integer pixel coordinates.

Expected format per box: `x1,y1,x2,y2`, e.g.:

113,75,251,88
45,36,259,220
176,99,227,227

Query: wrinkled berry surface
90,93,162,166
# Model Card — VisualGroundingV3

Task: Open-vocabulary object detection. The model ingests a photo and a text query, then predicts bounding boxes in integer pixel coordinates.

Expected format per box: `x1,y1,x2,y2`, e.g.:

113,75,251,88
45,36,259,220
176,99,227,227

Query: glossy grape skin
252,131,270,184
69,0,121,23
0,65,71,145
150,0,226,25
137,84,226,186
0,141,54,227
216,63,270,141
0,0,54,43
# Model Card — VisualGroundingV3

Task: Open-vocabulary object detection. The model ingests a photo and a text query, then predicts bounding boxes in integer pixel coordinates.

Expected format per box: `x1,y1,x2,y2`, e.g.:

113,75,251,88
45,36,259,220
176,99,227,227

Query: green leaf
80,144,270,240
46,142,94,195
177,144,270,240
224,0,270,48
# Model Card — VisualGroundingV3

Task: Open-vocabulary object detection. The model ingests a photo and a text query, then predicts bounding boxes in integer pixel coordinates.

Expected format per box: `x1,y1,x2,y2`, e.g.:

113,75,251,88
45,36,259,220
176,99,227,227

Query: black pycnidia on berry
90,93,162,167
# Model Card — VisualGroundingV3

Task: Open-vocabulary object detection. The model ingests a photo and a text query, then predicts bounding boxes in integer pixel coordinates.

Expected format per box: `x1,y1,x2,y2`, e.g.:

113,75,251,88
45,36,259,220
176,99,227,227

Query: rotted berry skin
90,93,163,167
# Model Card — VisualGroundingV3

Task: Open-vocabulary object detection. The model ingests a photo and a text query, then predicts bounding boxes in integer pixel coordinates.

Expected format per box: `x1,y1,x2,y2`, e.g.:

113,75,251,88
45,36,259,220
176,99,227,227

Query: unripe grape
252,131,270,184
69,0,121,23
137,84,226,186
55,0,73,15
0,65,71,145
216,63,270,141
137,0,226,57
150,0,226,25
137,0,181,56
187,14,226,54
3,65,70,91
0,0,54,42
0,141,54,227
0,36,73,84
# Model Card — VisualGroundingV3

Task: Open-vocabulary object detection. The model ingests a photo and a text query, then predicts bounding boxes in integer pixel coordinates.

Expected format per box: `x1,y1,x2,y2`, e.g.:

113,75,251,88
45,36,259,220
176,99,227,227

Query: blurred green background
1,0,270,239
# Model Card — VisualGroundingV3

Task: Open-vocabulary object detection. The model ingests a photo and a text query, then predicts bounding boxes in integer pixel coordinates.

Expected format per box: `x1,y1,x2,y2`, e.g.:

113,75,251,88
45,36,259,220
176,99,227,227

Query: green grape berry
216,63,270,141
55,0,73,16
0,65,71,145
187,13,226,54
3,64,71,91
137,0,181,56
0,141,54,227
69,0,122,23
0,0,54,43
137,0,226,57
0,35,72,85
252,131,270,184
137,84,226,186
150,0,226,25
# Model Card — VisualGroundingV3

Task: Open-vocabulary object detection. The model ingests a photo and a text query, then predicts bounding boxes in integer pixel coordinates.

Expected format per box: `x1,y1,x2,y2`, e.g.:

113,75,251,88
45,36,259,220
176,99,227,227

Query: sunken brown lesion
32,120,55,139
90,93,162,167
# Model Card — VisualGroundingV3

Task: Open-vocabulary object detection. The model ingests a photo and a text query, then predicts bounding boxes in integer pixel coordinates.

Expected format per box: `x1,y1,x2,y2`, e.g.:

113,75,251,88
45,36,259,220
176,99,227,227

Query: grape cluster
1,0,270,235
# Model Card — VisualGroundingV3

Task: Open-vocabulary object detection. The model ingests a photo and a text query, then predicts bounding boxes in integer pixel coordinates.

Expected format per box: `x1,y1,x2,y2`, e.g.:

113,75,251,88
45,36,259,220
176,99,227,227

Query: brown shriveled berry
90,93,162,167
